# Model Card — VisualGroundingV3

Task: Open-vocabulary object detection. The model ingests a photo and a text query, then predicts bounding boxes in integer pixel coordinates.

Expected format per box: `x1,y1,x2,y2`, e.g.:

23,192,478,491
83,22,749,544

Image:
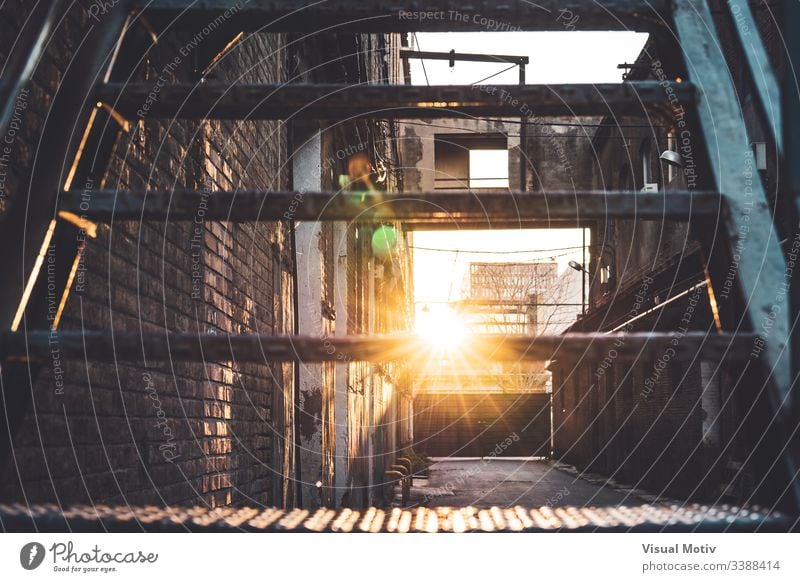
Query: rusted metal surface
101,82,693,120
1,331,756,363
0,502,789,532
59,190,723,222
140,0,669,33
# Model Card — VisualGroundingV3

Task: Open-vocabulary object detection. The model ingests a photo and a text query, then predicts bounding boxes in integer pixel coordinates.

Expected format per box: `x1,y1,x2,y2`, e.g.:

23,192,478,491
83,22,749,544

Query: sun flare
415,306,468,351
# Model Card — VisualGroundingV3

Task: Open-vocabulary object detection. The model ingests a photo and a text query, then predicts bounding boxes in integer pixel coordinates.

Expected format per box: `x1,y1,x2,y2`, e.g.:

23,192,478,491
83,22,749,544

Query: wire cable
410,244,585,255
411,33,430,87
469,64,519,86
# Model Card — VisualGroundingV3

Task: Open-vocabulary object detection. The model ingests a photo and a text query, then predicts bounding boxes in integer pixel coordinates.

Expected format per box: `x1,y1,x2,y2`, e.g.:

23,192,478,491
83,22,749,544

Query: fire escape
0,0,798,531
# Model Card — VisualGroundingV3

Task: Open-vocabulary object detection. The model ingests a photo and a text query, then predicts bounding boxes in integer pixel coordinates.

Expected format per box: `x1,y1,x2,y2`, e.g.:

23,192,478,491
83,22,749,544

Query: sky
409,31,649,86
409,32,648,327
412,229,587,307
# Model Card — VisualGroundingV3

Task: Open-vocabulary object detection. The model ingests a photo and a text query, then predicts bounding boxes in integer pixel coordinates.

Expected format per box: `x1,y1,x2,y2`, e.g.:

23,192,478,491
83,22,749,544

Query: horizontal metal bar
58,190,723,222
400,50,528,65
140,0,669,33
100,82,692,120
2,331,755,363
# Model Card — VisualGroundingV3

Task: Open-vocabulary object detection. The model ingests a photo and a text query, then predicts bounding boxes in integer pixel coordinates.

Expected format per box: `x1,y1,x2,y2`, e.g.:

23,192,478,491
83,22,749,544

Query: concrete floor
411,458,640,508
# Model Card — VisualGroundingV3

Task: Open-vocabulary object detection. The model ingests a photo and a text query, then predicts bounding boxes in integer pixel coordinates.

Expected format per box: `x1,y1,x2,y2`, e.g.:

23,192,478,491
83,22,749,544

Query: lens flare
415,306,468,352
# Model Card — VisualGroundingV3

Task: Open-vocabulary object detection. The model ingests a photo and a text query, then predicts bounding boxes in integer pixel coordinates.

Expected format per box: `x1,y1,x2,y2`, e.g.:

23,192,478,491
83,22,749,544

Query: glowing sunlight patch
415,306,468,352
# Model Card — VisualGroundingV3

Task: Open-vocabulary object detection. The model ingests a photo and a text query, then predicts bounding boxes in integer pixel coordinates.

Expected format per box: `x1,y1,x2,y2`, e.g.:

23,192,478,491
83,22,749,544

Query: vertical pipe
287,120,303,509
519,63,527,191
582,228,587,315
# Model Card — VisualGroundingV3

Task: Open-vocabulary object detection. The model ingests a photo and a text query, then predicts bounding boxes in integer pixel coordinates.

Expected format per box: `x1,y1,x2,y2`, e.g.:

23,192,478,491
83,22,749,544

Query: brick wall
0,0,294,508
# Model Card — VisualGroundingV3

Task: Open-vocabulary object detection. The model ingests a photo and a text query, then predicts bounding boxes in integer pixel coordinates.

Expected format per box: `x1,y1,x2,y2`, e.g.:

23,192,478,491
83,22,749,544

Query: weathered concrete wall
589,122,695,307
398,118,522,192
398,115,599,194
524,118,599,191
294,124,330,509
291,33,412,508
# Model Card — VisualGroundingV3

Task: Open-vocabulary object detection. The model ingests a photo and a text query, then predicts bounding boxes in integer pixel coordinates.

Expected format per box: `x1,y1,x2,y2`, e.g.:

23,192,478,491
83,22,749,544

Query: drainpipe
288,121,303,508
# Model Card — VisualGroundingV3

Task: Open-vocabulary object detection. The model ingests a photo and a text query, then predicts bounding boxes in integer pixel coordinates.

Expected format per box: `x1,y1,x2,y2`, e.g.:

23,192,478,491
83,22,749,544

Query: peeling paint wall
291,33,412,509
398,116,599,194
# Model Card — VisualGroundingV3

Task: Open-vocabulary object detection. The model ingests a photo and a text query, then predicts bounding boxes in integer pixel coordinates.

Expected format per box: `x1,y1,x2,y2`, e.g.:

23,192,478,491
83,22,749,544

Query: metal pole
519,63,527,191
399,49,528,66
582,228,587,315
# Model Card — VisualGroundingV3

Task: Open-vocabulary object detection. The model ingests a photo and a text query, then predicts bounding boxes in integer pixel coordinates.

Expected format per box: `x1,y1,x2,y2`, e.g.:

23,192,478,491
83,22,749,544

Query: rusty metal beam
59,190,722,222
2,331,755,364
100,82,692,120
140,0,669,33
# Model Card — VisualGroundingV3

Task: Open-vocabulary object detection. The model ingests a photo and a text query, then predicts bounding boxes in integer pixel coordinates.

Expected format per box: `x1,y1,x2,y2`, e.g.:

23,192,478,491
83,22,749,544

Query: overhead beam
58,190,723,223
100,82,692,120
139,0,669,33
2,331,755,364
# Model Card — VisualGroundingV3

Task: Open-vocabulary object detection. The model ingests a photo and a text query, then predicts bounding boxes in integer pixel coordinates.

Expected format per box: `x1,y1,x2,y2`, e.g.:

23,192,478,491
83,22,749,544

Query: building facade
0,0,412,510
551,18,789,506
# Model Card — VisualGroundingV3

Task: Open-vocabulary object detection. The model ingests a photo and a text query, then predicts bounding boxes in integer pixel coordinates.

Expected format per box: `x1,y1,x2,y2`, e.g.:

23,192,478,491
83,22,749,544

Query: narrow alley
412,458,639,509
0,0,797,548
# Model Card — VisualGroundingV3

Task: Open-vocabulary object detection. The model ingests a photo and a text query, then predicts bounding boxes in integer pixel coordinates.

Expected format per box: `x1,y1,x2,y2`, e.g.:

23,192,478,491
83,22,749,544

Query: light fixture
660,150,683,168
568,260,585,272
569,261,588,316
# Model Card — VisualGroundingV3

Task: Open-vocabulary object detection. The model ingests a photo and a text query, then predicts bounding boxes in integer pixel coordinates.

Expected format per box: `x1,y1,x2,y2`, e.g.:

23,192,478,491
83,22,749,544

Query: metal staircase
0,0,797,530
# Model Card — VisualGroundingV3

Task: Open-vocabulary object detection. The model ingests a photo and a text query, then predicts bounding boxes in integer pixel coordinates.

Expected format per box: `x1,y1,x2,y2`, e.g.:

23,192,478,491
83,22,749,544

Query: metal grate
0,503,790,533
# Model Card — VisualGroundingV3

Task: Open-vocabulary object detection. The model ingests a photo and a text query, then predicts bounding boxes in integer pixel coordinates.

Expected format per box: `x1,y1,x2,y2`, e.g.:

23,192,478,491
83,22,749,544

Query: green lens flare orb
371,226,398,260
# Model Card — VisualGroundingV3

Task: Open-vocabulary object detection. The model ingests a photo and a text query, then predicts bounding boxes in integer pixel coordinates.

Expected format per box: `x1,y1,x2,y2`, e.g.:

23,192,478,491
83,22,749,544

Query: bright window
469,149,509,189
